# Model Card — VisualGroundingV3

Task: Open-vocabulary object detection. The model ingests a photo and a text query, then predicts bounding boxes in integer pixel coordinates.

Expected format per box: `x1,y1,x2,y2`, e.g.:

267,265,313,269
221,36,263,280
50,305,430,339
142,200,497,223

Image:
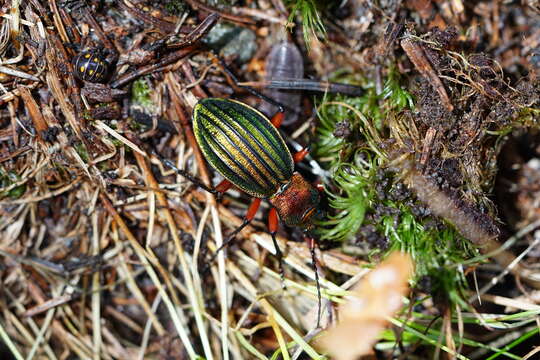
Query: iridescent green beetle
163,97,323,327
193,98,322,229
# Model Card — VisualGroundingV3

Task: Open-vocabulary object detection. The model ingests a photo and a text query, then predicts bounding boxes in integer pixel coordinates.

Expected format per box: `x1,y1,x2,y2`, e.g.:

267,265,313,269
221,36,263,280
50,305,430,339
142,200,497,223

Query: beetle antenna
212,53,287,114
152,151,222,199
306,236,322,328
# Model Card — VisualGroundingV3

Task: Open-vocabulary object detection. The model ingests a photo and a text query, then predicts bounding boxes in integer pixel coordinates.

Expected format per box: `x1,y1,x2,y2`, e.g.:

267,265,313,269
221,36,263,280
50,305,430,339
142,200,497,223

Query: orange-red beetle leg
216,179,233,193
293,148,310,163
208,198,262,267
268,207,279,233
270,111,285,129
246,198,262,221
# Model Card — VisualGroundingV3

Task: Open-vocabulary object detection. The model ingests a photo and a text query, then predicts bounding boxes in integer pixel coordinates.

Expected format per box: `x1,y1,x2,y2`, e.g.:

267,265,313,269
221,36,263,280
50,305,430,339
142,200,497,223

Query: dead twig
401,36,454,112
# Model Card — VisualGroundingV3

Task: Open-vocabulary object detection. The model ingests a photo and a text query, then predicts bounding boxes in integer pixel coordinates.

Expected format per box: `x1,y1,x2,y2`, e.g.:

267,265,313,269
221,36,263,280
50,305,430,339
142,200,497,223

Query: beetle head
269,172,322,229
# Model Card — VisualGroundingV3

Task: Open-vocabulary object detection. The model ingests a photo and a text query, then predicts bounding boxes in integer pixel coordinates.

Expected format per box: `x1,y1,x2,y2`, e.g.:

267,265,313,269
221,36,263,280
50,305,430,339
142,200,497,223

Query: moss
313,68,477,312
131,78,153,108
110,138,124,148
317,154,377,241
82,110,92,120
74,142,89,162
164,0,187,14
285,0,327,47
0,169,26,199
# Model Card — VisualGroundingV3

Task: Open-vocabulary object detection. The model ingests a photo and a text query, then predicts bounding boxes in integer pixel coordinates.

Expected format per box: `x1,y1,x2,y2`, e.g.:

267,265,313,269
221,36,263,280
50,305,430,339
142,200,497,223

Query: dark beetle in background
72,50,110,83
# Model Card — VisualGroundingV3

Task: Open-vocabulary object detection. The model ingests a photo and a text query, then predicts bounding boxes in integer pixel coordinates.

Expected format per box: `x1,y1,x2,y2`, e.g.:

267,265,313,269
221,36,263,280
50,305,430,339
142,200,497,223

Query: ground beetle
161,97,324,327
193,98,322,228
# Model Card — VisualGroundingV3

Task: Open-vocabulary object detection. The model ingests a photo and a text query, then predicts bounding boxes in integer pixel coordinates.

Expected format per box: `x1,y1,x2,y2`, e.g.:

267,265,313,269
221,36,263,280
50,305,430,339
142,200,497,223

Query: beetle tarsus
307,236,322,329
205,197,261,272
204,218,252,272
271,232,287,290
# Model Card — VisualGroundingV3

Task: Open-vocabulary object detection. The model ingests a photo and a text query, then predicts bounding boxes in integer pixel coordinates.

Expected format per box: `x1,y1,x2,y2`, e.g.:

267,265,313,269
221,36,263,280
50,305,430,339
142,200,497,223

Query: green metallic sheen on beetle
72,50,109,83
193,98,321,228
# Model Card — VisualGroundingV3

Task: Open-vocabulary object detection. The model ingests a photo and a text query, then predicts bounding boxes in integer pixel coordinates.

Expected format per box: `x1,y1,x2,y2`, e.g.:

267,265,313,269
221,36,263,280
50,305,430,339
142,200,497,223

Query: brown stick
184,0,256,25
181,61,208,100
19,86,48,142
419,127,437,169
111,12,219,88
49,0,72,44
401,37,454,112
110,46,197,88
164,73,215,198
45,50,82,138
118,0,178,34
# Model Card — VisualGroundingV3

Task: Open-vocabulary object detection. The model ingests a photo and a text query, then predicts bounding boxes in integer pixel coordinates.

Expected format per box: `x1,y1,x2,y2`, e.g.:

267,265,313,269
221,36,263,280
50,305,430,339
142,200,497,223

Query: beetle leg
270,111,285,128
212,197,262,255
293,147,310,163
268,208,286,289
202,198,262,275
306,235,322,328
154,153,223,199
215,179,233,193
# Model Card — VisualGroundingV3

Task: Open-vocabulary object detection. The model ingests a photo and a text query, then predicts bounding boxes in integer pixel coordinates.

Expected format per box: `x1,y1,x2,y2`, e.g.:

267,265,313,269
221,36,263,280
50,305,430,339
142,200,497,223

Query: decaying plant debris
0,0,539,359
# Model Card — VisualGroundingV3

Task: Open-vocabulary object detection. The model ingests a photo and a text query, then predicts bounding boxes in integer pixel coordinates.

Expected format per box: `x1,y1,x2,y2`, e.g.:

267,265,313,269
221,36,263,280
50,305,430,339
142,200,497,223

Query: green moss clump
313,68,477,316
131,78,154,109
74,142,89,162
164,0,187,14
285,0,327,46
0,169,26,199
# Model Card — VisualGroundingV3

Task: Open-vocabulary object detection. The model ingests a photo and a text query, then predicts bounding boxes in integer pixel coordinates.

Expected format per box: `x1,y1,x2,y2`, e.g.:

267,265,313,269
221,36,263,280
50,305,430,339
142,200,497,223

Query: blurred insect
252,78,364,96
72,49,109,83
159,97,325,326
259,41,304,126
243,41,364,127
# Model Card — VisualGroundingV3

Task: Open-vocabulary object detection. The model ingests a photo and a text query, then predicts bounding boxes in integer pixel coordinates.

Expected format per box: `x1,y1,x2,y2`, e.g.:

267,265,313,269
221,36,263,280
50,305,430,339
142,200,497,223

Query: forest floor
0,1,539,359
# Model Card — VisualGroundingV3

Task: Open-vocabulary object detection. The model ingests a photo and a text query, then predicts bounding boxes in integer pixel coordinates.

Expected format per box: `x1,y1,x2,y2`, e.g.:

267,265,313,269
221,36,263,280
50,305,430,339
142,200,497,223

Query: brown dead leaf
316,253,414,360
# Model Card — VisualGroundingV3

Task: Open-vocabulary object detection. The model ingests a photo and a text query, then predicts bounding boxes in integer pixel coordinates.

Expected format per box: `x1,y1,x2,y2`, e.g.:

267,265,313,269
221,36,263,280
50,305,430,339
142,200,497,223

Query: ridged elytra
192,98,321,229
72,50,109,83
